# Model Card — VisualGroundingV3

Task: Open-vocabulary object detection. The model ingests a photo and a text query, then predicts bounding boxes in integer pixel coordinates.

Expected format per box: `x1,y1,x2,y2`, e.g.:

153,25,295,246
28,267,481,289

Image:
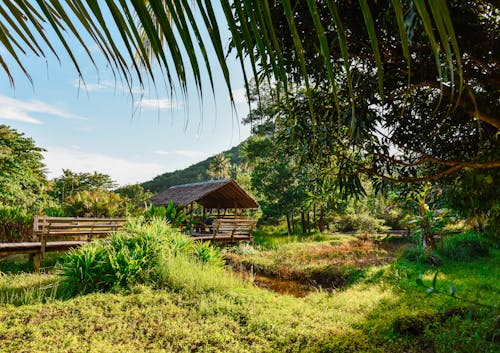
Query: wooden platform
190,218,257,243
191,234,253,242
0,216,126,271
0,241,86,256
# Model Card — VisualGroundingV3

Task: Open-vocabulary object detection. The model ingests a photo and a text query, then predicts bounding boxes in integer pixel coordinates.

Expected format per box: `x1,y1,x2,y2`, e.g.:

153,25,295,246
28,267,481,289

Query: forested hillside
141,145,242,193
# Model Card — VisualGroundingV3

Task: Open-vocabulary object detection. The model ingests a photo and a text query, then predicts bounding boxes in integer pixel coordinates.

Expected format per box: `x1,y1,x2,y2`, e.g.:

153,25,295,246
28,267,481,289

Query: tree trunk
286,213,291,235
300,211,306,235
291,212,296,233
313,204,318,231
306,212,310,234
318,210,325,232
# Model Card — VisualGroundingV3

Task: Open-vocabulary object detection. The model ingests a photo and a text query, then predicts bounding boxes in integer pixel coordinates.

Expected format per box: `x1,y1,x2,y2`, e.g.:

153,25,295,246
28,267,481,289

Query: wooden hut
151,179,258,242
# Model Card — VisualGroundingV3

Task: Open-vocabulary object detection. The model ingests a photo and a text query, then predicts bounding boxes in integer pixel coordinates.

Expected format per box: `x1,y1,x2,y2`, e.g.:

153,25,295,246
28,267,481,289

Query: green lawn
0,231,498,352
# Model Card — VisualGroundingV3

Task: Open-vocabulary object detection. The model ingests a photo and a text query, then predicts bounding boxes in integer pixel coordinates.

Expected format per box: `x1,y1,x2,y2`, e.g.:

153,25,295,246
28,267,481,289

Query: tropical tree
0,125,49,211
115,183,153,213
207,153,231,180
1,1,497,181
64,190,127,218
50,169,117,202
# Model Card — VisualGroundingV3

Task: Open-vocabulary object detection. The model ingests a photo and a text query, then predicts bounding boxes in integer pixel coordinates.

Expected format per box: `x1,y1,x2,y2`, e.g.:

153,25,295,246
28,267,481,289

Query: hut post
202,207,206,222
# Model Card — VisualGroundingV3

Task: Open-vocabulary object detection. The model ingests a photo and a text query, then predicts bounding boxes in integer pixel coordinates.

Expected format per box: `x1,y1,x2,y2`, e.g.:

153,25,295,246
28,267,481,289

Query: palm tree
207,153,231,180
0,1,463,100
1,1,497,175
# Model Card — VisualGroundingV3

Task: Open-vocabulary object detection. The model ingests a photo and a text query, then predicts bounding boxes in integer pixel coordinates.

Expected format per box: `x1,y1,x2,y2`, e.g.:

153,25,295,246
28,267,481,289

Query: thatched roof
151,179,259,209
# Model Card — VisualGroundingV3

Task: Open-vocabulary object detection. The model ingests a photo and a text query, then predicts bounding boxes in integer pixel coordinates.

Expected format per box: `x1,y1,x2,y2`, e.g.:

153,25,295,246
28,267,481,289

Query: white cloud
43,147,166,185
0,95,86,124
136,98,183,110
72,79,145,95
154,150,210,159
231,87,248,104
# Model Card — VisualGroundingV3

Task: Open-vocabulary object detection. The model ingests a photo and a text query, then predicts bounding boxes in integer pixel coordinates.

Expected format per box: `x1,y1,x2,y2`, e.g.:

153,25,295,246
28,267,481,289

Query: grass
225,234,402,289
0,225,498,352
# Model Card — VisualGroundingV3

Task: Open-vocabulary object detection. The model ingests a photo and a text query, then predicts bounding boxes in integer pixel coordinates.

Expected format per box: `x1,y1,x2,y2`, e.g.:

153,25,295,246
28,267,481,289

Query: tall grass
437,231,490,261
0,273,60,305
59,218,224,295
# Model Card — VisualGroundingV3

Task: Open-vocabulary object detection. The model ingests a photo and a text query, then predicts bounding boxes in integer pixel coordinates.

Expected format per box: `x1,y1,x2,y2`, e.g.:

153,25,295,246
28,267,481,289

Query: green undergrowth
0,252,66,274
252,225,345,249
0,225,498,352
225,236,398,288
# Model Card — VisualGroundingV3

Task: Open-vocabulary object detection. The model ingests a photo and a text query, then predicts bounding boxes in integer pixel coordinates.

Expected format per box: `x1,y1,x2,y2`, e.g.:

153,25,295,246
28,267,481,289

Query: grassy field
0,225,498,352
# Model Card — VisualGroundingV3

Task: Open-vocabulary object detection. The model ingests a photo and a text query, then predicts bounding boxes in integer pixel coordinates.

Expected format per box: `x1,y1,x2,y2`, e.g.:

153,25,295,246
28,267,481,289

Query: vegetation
142,145,241,193
0,125,49,211
0,225,498,352
0,1,499,352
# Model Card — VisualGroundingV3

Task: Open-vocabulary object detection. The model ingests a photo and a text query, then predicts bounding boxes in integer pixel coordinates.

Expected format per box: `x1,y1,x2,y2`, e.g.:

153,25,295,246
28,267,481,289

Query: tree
64,190,127,218
1,2,466,116
0,125,49,211
115,183,153,215
207,153,231,180
50,169,117,202
234,1,499,182
1,1,496,181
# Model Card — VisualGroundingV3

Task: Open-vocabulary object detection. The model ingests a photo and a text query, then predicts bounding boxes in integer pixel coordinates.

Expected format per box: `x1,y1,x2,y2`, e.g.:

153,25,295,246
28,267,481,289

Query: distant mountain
142,144,242,193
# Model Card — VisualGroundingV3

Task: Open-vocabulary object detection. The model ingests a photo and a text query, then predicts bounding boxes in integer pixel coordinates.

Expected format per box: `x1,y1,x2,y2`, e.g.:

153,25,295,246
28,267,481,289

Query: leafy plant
0,206,33,242
59,219,223,295
64,190,127,217
405,184,452,250
437,231,490,261
144,202,186,228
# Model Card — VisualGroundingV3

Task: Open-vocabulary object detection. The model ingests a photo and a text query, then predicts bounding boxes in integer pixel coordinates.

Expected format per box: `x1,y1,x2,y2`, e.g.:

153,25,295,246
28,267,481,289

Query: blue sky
0,4,251,186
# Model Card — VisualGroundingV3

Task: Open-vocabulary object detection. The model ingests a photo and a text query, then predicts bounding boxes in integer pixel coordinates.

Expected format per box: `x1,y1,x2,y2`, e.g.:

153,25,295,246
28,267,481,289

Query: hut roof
151,179,259,209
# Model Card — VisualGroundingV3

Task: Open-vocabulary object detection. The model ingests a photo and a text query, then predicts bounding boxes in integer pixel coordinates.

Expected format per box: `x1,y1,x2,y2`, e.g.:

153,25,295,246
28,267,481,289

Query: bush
59,218,223,295
333,213,387,233
438,231,490,261
0,206,33,242
403,246,442,266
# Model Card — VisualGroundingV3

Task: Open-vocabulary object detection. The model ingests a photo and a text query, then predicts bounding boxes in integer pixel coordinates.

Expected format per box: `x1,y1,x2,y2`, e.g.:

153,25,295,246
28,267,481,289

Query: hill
141,144,242,193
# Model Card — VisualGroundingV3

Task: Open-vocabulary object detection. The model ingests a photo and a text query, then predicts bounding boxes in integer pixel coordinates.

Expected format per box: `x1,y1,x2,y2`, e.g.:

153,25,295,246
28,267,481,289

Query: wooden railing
0,216,126,271
191,218,257,243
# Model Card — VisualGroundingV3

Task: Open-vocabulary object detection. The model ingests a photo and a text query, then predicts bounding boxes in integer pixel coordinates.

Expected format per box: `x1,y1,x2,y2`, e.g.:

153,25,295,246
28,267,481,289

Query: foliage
207,153,231,180
437,231,490,261
144,202,186,228
333,213,387,234
442,168,500,234
0,206,33,242
0,234,498,352
403,246,442,266
64,190,127,218
59,219,223,295
403,183,451,249
114,183,153,215
0,1,469,126
234,1,499,182
0,125,49,211
142,145,241,193
50,169,118,202
226,235,389,289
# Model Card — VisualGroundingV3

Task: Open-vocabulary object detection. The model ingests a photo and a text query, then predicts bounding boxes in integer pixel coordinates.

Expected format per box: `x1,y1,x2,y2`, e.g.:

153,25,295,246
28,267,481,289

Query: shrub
144,202,186,228
333,213,387,233
59,219,224,295
403,246,442,266
0,206,33,242
438,231,490,261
